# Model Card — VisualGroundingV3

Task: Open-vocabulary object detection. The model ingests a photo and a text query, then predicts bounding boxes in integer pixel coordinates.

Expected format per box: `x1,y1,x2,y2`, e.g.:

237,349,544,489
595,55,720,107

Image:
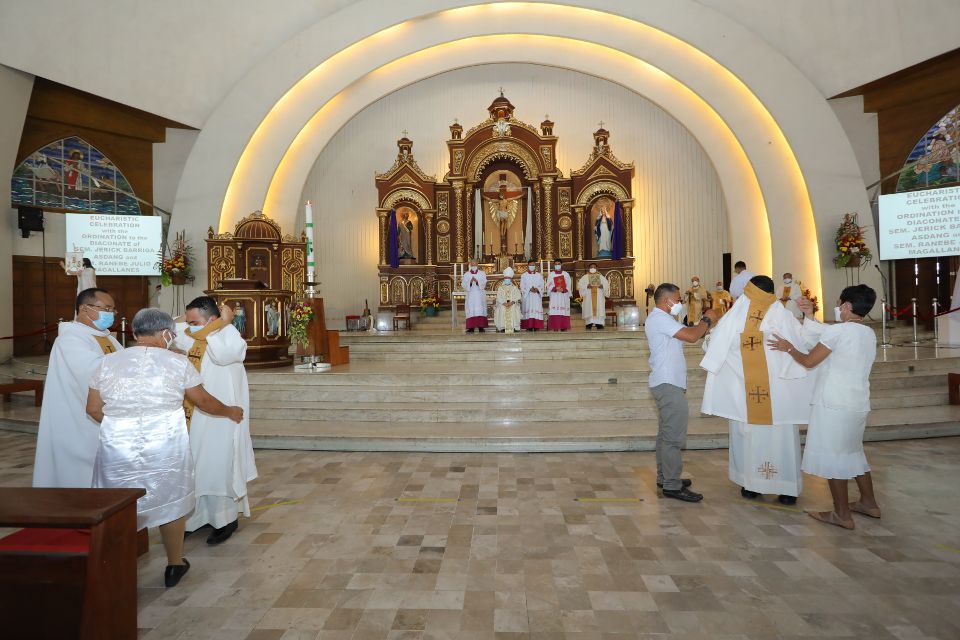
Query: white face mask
470,266,477,273
589,267,597,273
669,301,683,316
504,279,512,286
716,285,723,291
783,278,792,285
834,306,843,322
163,330,176,349
528,265,535,272
554,265,561,271
692,281,700,287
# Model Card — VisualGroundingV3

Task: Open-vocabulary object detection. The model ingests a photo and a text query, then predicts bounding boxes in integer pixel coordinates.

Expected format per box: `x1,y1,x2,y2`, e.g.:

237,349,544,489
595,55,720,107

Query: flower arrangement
419,295,441,311
288,300,314,348
799,282,820,314
157,230,194,286
833,213,872,268
572,294,584,308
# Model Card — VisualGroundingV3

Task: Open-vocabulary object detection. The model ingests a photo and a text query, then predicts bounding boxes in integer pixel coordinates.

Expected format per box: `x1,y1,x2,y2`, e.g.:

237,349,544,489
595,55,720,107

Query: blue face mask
91,310,114,331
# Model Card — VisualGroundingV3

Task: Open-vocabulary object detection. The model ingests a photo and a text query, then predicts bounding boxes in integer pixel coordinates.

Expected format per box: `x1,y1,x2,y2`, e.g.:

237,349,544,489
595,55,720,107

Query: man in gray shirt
644,283,718,502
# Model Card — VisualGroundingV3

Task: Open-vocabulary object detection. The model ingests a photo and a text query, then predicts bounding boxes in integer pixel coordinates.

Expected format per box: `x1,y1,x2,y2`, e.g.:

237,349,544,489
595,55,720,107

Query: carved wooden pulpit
205,212,306,368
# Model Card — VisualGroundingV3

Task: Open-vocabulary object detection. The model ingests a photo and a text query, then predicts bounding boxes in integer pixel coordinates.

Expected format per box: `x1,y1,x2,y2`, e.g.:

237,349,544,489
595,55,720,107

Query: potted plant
420,295,441,317
833,213,872,269
157,230,194,286
572,294,584,310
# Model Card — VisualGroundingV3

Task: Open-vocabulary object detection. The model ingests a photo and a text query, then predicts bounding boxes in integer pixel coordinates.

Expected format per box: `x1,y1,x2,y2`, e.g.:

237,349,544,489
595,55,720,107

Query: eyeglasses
85,303,116,312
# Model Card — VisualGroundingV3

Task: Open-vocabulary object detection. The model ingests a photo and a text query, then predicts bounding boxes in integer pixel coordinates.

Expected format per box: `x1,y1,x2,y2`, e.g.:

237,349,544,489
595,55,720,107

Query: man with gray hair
644,283,717,502
175,296,257,545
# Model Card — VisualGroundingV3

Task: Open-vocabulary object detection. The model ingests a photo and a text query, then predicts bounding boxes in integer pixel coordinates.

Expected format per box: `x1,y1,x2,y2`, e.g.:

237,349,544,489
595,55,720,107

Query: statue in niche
398,209,415,259
233,302,247,336
482,171,523,256
591,197,615,258
265,302,280,336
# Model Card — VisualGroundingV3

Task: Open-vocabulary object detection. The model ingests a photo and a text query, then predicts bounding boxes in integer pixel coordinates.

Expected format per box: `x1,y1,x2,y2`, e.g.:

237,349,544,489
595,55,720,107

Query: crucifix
748,385,769,404
598,120,605,128
741,336,762,351
401,129,408,137
499,87,504,97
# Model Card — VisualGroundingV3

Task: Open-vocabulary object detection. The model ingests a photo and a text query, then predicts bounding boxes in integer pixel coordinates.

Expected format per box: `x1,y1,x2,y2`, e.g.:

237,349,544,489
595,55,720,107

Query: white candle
305,201,315,288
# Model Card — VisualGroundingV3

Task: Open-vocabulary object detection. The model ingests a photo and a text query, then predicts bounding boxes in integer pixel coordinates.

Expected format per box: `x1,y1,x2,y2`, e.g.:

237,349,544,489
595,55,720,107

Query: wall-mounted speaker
17,206,43,238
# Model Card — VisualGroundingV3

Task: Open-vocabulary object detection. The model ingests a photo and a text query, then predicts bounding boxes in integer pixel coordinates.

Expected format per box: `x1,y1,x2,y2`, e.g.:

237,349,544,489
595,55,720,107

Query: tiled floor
1,431,958,639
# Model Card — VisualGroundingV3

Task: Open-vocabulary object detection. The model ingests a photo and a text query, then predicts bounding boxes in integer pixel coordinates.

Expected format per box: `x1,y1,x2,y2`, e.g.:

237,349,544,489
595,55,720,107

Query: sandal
807,510,855,530
849,501,881,519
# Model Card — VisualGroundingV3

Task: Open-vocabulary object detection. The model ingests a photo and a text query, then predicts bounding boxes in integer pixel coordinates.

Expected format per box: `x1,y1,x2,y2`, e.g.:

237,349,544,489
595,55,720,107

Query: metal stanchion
120,317,127,348
910,297,920,345
932,298,939,344
879,299,892,348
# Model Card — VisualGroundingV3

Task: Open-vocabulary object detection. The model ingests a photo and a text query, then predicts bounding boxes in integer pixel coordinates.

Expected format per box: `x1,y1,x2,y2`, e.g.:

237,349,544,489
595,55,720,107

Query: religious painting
263,297,283,339
227,300,251,339
245,247,272,287
11,136,142,215
589,196,616,258
897,104,959,192
396,206,419,264
481,170,526,256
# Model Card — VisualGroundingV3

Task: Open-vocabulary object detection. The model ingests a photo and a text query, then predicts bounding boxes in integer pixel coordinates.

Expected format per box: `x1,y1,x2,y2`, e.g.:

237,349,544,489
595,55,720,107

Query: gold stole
780,285,792,303
182,318,225,427
588,273,601,314
740,282,775,425
93,335,117,355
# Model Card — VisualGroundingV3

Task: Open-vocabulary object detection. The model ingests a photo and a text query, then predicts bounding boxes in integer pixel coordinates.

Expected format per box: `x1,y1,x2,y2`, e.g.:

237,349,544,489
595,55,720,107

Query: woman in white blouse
86,308,243,587
767,285,879,530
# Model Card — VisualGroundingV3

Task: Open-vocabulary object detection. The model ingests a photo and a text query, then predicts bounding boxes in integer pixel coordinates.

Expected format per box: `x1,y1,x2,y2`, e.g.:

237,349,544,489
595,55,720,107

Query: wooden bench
0,378,44,406
0,487,144,640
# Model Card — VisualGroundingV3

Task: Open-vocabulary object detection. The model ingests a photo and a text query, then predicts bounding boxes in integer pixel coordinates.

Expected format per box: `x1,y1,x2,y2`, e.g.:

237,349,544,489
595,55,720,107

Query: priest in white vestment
495,267,522,333
578,263,610,330
461,258,488,333
520,263,545,331
176,296,258,545
546,261,572,331
777,272,803,318
729,260,755,300
700,276,816,503
33,288,122,487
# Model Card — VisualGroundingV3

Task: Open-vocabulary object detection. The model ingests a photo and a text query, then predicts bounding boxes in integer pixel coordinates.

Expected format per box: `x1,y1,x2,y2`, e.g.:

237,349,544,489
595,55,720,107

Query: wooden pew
0,487,144,640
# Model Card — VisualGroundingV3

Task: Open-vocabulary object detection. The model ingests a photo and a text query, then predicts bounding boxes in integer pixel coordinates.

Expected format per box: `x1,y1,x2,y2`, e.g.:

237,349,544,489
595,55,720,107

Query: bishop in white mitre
520,263,545,331
699,276,816,503
461,258,488,333
777,272,803,319
176,296,258,545
495,267,522,333
34,288,122,487
546,261,572,331
578,263,610,330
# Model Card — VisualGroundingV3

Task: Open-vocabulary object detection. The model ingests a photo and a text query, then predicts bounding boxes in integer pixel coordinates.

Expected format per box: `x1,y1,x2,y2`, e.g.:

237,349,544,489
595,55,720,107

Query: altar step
248,405,960,453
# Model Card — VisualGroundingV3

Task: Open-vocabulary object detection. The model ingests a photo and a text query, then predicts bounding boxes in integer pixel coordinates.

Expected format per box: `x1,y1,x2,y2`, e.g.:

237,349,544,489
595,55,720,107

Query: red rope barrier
885,303,915,319
935,305,960,317
0,324,59,340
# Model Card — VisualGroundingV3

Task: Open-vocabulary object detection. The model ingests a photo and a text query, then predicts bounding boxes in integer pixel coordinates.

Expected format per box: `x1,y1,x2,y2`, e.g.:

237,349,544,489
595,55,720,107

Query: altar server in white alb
777,272,803,318
495,267,523,333
462,258,488,333
700,275,816,504
546,261,572,331
729,260,755,300
520,263,545,331
578,263,611,330
33,288,122,487
176,296,258,545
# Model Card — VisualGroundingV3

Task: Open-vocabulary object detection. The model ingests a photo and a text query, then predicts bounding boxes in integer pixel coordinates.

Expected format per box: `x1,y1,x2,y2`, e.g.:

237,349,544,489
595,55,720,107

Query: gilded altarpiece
375,94,636,311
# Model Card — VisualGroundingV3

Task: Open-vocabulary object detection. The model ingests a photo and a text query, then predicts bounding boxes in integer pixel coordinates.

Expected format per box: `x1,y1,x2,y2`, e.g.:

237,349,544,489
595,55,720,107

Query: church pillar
423,210,435,265
573,205,585,261
452,180,465,263
465,185,474,260
534,187,542,260
376,209,388,266
621,199,634,258
542,176,554,262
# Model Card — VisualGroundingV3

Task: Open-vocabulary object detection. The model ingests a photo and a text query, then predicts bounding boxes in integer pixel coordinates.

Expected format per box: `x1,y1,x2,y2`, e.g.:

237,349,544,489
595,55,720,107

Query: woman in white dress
86,308,243,587
767,285,880,530
61,257,97,293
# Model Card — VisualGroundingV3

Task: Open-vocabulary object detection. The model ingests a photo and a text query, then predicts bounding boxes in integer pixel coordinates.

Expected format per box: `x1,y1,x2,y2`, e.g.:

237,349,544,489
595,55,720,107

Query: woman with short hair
767,284,880,530
86,308,243,587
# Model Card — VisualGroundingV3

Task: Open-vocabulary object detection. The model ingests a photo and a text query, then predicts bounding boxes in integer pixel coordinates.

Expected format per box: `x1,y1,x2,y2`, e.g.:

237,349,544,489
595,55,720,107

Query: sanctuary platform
1,318,956,453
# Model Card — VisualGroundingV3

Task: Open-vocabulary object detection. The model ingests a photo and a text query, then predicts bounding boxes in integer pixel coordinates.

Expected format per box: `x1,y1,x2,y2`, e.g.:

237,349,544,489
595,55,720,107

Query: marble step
247,405,960,452
249,386,946,422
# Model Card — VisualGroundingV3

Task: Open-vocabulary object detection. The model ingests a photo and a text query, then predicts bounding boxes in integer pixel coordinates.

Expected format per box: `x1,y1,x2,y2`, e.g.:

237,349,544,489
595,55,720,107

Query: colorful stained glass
897,105,960,192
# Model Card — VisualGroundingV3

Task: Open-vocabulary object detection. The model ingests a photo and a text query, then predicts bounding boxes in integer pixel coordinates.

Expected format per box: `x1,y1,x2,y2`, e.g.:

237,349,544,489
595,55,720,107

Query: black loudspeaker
17,206,43,238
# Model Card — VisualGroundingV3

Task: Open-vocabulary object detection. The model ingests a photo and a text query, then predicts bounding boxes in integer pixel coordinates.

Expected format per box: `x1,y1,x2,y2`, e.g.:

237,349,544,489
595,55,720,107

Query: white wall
153,128,199,213
0,0,956,126
299,64,728,325
0,64,34,360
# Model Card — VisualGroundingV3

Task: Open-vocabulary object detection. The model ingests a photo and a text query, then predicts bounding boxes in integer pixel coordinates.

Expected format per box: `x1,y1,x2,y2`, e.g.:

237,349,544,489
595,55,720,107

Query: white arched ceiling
173,1,880,307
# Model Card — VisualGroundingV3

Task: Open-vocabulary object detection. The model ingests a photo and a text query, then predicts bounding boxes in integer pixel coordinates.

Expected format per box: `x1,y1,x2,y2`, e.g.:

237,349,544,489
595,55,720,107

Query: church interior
0,2,959,638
